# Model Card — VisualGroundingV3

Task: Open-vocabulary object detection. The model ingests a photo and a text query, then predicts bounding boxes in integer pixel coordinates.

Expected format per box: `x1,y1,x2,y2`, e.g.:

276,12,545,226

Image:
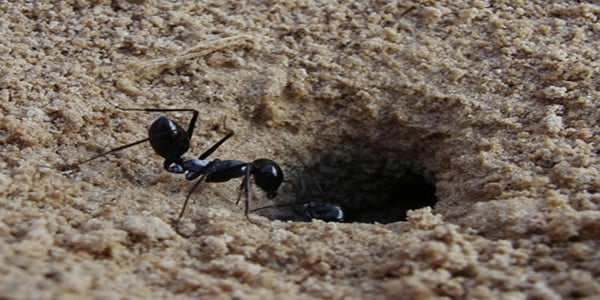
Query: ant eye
252,159,284,197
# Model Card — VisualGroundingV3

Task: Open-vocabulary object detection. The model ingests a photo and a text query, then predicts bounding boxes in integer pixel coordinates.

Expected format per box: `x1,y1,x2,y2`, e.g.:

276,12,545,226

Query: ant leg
235,164,258,223
175,174,209,236
284,144,326,197
175,174,207,235
249,201,299,213
249,177,299,213
197,120,234,160
285,146,326,196
240,164,260,224
177,160,220,226
64,137,150,170
68,103,200,170
290,166,306,195
111,106,200,141
235,183,244,205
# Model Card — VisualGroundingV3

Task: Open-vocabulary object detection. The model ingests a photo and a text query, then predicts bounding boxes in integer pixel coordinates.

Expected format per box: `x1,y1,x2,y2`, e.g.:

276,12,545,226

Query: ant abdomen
148,117,190,163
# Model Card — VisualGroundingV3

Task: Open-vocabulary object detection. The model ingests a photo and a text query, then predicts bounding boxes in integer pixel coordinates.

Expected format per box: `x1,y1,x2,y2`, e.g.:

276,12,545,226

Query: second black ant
66,104,284,233
289,165,345,222
251,154,344,222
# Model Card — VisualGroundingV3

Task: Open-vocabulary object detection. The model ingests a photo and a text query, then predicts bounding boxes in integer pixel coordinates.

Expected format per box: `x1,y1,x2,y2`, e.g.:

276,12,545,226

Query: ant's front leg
236,164,261,225
175,159,220,233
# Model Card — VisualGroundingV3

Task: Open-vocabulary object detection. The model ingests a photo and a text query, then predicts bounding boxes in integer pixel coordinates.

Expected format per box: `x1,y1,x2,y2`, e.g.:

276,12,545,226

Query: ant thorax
181,158,211,179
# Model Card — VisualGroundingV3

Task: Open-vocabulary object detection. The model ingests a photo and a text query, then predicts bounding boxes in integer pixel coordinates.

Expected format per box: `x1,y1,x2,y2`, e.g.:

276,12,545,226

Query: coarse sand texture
1,1,599,299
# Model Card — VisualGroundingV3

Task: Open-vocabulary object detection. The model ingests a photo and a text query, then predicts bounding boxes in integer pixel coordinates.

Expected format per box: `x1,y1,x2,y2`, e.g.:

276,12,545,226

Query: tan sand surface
1,1,599,299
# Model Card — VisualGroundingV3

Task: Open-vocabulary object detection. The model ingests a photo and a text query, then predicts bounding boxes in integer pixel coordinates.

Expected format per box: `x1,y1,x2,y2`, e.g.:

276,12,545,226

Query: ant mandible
67,104,284,232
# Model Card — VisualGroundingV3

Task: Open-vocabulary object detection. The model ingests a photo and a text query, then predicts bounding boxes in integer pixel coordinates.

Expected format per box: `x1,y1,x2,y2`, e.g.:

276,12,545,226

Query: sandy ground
1,1,599,299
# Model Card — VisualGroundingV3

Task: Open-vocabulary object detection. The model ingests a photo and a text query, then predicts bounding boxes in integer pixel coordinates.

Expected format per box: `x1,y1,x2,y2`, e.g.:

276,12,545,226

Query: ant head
251,159,284,198
303,202,345,222
149,117,190,162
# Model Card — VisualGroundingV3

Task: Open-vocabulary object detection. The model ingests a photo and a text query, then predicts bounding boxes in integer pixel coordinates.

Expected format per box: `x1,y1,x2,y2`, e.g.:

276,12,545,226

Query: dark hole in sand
255,153,437,224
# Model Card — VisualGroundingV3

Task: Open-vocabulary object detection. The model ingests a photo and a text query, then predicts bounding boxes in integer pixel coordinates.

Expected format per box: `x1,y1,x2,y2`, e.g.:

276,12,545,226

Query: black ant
289,166,344,222
251,158,344,222
65,104,284,232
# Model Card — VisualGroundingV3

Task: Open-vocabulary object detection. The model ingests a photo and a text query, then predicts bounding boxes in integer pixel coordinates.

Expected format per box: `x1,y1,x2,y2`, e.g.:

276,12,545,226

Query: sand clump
1,1,599,299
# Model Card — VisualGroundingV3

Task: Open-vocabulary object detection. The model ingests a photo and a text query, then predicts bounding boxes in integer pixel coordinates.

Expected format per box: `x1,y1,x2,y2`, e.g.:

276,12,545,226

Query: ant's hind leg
104,100,199,139
197,118,235,160
113,106,200,141
63,137,150,170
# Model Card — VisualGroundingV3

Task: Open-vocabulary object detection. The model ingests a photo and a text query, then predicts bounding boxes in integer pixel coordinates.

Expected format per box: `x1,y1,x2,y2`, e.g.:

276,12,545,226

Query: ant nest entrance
255,152,437,224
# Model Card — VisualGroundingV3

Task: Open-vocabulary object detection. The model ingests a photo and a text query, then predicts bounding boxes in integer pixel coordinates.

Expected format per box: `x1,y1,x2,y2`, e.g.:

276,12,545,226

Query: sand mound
1,1,598,298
